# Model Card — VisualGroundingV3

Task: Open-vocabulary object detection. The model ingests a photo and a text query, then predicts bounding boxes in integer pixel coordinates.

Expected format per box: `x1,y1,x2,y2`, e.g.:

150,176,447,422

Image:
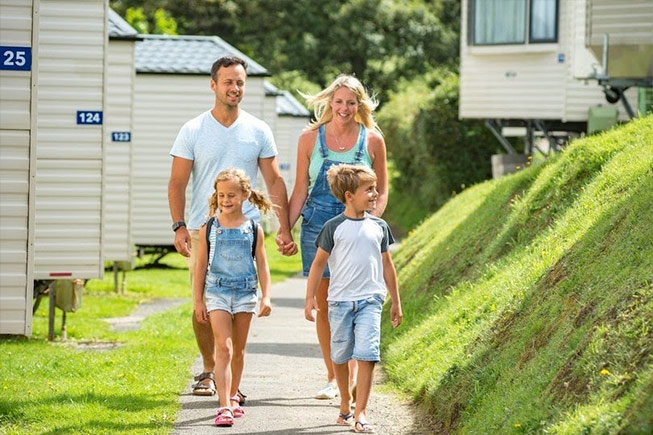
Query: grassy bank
383,161,432,238
382,116,652,433
0,236,302,434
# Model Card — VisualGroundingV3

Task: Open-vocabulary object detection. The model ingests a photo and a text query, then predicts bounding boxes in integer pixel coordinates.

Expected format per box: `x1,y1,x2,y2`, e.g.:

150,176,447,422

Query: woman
288,75,389,400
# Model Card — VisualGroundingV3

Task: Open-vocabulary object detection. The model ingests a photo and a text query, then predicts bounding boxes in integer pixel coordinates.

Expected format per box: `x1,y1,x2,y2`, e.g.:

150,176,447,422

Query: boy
305,164,402,433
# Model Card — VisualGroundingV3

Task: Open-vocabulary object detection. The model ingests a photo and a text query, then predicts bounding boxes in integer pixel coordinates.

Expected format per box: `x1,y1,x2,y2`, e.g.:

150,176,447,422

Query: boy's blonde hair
208,168,273,216
326,164,377,204
302,75,381,134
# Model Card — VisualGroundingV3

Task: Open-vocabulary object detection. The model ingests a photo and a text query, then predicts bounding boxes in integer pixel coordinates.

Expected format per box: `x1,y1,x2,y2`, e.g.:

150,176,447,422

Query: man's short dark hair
211,56,248,81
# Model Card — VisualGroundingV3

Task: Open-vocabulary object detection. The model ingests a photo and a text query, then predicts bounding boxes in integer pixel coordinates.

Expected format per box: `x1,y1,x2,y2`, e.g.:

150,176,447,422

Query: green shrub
378,71,501,233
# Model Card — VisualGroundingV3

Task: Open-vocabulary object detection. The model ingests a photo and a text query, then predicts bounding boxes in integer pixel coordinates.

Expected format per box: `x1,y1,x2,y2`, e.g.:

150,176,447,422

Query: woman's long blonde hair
208,168,273,217
302,75,381,133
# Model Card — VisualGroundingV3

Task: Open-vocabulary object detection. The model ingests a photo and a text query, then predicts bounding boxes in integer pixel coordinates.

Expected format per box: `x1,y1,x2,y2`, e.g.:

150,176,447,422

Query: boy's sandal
192,372,216,396
230,394,245,418
354,420,374,433
214,407,234,427
337,412,354,425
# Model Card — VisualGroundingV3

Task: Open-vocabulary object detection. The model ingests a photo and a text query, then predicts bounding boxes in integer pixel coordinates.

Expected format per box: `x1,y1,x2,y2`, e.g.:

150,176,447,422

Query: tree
153,8,178,34
110,0,461,101
268,71,321,110
121,5,178,35
125,7,149,34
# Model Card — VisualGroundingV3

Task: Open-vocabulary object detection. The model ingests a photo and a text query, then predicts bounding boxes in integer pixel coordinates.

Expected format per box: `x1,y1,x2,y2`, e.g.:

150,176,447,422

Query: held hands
258,296,272,317
276,229,298,256
390,302,403,329
194,301,208,324
174,227,192,257
304,296,319,322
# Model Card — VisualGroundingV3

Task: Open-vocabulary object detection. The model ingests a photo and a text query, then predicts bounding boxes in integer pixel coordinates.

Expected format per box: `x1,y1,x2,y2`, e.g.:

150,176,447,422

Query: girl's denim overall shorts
205,220,258,315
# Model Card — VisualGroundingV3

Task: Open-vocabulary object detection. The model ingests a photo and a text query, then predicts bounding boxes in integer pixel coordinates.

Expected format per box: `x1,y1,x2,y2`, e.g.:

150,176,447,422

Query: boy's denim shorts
205,285,257,316
327,294,384,364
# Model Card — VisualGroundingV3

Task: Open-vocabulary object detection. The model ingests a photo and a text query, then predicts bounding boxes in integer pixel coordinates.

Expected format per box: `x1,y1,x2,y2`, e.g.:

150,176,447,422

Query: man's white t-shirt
316,213,395,302
170,110,277,229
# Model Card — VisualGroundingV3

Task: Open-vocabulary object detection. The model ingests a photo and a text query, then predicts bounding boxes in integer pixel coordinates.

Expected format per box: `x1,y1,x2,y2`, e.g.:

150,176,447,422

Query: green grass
383,160,433,238
0,235,302,434
382,116,653,433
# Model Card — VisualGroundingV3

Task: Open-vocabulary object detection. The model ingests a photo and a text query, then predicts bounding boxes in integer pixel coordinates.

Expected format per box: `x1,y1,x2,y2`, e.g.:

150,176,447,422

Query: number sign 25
1,46,32,71
77,111,103,125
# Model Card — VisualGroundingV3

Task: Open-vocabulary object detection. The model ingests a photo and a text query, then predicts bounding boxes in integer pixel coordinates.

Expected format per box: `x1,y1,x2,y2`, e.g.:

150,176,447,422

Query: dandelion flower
600,368,610,376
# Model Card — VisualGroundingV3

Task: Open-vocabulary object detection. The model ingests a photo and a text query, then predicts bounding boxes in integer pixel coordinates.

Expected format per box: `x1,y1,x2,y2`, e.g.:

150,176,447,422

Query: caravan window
471,0,558,45
473,0,526,44
530,0,558,42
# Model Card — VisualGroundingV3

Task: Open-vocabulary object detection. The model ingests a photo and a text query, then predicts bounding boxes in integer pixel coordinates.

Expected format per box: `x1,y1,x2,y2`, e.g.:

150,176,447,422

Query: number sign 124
77,111,103,125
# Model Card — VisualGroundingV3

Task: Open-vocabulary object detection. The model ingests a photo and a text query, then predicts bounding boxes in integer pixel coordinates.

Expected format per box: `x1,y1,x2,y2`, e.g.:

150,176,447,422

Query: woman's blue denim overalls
205,220,258,315
300,123,367,277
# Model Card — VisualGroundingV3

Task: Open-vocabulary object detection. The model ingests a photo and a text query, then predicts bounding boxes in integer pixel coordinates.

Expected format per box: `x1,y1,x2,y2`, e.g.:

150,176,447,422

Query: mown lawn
0,235,302,434
382,116,653,433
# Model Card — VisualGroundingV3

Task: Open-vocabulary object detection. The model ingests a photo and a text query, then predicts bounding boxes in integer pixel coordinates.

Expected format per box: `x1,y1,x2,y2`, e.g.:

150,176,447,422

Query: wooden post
48,283,56,341
113,262,119,293
61,311,67,341
121,270,126,294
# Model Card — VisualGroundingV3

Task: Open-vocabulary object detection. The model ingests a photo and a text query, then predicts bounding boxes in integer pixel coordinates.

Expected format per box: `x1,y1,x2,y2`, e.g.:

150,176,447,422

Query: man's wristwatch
172,221,186,232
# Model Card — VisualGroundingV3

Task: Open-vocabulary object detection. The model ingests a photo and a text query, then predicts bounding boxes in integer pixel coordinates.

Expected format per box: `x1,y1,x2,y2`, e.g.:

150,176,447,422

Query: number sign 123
111,132,131,142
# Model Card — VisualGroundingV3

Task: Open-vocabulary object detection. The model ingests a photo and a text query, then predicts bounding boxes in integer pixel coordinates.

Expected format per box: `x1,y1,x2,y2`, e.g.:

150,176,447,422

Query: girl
193,168,273,427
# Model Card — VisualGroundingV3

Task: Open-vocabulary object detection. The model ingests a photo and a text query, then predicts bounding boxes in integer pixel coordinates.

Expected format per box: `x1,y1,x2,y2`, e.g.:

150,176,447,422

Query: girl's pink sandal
230,394,245,418
215,407,234,427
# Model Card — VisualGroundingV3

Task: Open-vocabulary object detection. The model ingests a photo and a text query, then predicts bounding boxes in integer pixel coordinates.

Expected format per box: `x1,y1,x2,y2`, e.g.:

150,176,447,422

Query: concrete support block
491,154,529,179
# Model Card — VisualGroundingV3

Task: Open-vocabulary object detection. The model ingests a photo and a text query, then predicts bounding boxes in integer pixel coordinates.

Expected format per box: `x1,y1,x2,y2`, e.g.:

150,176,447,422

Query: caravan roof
264,81,310,117
108,9,138,39
135,35,269,76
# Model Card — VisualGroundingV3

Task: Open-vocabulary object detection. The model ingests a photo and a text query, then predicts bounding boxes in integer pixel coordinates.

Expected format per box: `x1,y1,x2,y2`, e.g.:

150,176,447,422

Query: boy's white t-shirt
170,110,277,229
316,213,395,302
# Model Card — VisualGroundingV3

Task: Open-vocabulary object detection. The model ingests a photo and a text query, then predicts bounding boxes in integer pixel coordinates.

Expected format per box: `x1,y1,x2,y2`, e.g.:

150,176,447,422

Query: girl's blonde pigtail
249,189,274,215
207,191,219,218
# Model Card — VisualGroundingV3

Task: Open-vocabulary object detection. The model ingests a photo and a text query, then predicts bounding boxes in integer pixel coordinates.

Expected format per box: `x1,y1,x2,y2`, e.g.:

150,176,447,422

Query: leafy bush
378,71,501,233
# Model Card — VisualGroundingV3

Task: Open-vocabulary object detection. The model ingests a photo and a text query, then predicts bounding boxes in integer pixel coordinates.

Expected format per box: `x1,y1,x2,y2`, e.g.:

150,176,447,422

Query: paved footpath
174,275,430,434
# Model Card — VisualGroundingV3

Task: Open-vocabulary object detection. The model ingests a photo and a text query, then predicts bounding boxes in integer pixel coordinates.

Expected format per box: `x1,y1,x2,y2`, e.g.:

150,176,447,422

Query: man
168,56,297,397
